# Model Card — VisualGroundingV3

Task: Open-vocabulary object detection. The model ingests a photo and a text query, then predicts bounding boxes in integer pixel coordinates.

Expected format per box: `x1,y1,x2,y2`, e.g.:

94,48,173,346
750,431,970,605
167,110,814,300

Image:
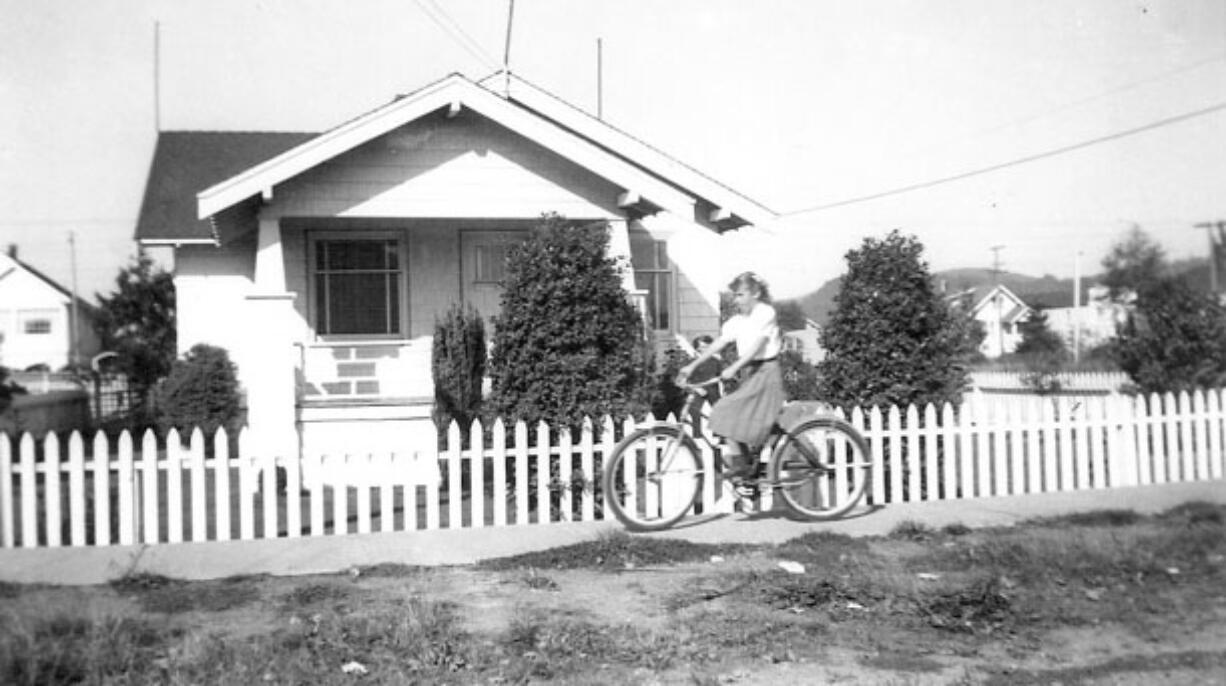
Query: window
312,237,402,336
631,237,672,331
24,319,52,335
473,243,509,283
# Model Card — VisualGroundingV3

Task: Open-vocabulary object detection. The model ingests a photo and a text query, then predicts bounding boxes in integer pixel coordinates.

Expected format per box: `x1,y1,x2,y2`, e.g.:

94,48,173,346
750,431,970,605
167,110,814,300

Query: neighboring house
0,248,100,371
948,284,1032,359
782,318,823,364
135,72,774,460
1029,284,1124,354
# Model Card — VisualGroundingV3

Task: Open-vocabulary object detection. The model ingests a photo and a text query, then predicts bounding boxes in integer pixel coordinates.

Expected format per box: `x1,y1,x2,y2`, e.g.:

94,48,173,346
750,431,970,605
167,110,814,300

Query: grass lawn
2,502,1224,684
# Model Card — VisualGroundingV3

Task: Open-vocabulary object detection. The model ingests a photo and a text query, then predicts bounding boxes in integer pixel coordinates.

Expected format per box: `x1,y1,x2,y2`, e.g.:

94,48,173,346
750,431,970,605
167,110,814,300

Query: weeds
479,529,749,571
891,519,934,540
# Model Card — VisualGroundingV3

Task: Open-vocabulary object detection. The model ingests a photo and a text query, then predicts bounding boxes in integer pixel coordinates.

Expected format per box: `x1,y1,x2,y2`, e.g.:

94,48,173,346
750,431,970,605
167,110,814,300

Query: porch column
245,217,299,459
606,219,649,326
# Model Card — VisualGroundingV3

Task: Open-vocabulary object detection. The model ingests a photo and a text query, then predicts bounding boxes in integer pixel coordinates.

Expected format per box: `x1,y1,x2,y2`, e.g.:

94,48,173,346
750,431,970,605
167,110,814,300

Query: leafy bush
1110,277,1226,393
780,350,821,401
154,344,241,437
487,214,650,428
431,304,486,431
817,230,975,410
0,367,26,414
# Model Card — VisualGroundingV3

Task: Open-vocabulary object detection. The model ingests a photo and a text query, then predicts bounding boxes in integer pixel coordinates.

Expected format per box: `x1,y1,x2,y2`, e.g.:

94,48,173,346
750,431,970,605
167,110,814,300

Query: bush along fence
2,388,1225,549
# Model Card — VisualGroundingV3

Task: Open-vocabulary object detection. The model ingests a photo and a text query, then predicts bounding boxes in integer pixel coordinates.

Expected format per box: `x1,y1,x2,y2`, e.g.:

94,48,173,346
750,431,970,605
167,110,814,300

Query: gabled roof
193,72,772,231
136,131,317,244
970,284,1032,323
0,253,97,314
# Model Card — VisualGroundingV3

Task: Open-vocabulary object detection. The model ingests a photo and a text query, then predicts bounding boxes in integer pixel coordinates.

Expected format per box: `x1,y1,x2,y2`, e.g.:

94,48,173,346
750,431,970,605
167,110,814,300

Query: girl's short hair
728,271,772,303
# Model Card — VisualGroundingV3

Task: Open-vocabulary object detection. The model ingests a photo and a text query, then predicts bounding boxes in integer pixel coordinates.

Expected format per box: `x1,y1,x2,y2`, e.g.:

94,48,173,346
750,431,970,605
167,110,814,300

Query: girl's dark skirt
708,359,786,447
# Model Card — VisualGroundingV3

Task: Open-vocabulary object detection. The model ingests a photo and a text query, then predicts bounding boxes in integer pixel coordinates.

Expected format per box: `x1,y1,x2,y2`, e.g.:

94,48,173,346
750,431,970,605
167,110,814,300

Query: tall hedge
487,214,649,428
817,230,974,410
432,304,486,431
154,343,241,437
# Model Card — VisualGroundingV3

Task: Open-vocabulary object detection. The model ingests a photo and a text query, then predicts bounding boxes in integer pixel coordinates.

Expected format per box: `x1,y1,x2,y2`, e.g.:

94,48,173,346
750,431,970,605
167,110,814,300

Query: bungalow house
0,247,100,372
947,284,1032,359
135,72,774,460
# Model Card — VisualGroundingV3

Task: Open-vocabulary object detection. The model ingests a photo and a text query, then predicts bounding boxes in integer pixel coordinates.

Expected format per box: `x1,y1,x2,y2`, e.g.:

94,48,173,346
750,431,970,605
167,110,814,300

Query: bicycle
603,378,873,531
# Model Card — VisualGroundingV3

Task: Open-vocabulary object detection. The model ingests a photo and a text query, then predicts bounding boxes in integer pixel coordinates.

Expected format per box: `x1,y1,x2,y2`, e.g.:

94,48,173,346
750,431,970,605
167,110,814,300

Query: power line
783,100,1226,217
412,0,498,71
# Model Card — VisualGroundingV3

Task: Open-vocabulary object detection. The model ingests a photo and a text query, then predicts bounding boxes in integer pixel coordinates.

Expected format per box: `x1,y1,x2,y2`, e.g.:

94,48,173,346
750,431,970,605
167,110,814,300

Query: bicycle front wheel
603,425,703,531
770,417,872,520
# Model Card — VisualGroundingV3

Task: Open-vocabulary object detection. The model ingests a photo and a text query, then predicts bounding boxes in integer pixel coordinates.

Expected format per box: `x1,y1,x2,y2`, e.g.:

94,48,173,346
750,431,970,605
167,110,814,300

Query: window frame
629,235,675,333
307,230,409,341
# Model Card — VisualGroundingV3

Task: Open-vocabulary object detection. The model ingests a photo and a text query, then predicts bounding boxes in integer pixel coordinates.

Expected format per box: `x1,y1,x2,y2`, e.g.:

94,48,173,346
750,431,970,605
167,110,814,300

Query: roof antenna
596,38,603,119
502,0,515,96
153,20,161,132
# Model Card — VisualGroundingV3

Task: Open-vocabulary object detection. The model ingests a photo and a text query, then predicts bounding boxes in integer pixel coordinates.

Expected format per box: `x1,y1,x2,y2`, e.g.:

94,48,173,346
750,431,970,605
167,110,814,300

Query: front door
460,230,528,324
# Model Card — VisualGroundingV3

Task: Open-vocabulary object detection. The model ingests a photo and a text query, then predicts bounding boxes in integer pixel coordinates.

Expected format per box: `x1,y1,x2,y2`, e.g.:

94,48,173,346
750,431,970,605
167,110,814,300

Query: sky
2,0,1224,300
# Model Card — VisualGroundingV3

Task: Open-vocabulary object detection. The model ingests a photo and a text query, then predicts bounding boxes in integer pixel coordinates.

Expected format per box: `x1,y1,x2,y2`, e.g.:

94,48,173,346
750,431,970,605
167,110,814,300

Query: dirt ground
4,504,1226,684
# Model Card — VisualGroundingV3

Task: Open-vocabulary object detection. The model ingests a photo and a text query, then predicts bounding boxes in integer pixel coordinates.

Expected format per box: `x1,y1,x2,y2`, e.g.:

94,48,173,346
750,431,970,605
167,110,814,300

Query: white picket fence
2,388,1224,549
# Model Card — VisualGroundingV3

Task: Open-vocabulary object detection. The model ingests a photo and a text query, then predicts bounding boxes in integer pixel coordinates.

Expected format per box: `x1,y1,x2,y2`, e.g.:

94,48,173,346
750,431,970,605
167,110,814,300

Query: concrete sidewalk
2,480,1223,586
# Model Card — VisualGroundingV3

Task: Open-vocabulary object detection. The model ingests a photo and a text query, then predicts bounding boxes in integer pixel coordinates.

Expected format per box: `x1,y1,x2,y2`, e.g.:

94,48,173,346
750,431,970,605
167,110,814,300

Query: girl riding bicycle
678,271,786,496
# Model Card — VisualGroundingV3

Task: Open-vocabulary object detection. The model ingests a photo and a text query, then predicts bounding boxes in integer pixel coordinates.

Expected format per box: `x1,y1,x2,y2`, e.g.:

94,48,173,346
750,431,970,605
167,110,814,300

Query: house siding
266,110,622,222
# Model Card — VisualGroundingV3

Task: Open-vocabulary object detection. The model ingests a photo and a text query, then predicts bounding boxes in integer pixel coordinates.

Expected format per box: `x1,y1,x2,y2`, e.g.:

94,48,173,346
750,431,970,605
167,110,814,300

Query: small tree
431,304,486,431
1110,278,1226,393
154,344,242,437
817,230,974,410
94,252,176,399
1101,225,1167,299
487,214,649,428
1013,310,1069,395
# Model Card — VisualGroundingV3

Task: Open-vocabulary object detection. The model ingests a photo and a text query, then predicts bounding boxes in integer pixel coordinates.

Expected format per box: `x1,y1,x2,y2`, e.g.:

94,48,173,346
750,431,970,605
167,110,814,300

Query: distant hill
791,258,1213,324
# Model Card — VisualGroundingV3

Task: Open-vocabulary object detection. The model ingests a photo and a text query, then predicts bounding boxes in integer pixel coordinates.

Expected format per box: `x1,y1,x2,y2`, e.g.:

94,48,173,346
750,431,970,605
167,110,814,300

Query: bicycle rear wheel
770,417,871,520
603,426,703,531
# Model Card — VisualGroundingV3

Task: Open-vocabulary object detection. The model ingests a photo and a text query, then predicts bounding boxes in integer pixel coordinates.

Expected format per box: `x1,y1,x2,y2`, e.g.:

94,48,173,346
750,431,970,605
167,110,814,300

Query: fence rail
2,388,1224,549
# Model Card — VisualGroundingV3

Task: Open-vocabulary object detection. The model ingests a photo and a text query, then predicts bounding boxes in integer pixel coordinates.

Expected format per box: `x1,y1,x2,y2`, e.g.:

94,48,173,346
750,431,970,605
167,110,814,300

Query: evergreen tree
93,252,176,396
154,343,241,436
1101,225,1167,299
487,214,649,427
1014,310,1067,358
817,230,974,409
431,304,486,431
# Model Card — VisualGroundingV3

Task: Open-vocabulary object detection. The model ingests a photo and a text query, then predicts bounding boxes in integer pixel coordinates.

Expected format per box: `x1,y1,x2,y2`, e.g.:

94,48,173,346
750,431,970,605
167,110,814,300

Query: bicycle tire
769,417,871,520
603,425,703,531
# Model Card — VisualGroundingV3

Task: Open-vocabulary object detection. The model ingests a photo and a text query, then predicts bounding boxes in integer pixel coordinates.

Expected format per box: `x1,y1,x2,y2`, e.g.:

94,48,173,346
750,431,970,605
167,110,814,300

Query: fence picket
867,407,884,504
1194,390,1210,482
238,430,255,540
887,405,902,503
558,428,573,521
990,401,1008,496
939,404,956,501
166,429,183,544
1178,391,1195,482
260,450,277,539
1008,401,1025,496
332,457,348,535
68,432,86,546
447,422,462,529
471,420,485,529
535,422,551,524
356,454,373,534
92,431,110,546
307,454,325,536
190,428,207,542
141,430,159,543
492,418,507,527
580,417,595,522
601,416,620,517
284,438,302,539
19,434,36,547
1024,398,1041,493
1156,393,1173,484
44,432,62,548
1088,398,1107,489
922,404,938,501
0,435,12,548
957,403,974,499
399,451,418,532
379,452,394,534
215,429,232,542
515,421,530,525
116,432,134,545
1210,389,1224,480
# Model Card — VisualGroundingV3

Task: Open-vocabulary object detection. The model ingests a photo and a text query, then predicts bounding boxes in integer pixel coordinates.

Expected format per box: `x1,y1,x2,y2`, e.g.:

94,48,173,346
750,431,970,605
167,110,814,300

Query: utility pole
69,231,80,369
1073,251,1082,363
990,245,1004,357
1194,220,1225,294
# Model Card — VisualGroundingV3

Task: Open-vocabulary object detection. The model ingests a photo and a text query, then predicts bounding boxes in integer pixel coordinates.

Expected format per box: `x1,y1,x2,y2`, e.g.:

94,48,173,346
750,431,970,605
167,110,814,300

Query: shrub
817,230,975,410
154,343,241,437
1110,277,1226,393
487,214,650,428
431,304,486,431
